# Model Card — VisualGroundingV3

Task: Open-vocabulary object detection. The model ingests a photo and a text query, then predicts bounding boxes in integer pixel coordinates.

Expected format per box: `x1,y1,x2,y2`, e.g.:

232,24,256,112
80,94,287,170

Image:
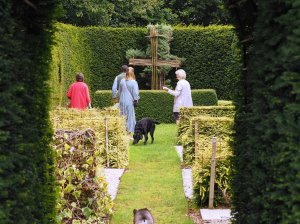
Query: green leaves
224,1,300,223
1,1,58,223
50,108,130,222
50,108,129,168
82,207,92,219
94,90,218,123
178,106,234,205
52,128,114,223
58,0,114,26
58,0,229,27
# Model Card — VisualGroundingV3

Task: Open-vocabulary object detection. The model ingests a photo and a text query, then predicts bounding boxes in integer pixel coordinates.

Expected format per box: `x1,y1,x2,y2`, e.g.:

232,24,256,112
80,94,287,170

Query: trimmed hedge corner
177,105,235,144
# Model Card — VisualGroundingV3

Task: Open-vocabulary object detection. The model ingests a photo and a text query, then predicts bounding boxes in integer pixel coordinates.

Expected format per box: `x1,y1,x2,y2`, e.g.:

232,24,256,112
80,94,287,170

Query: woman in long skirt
118,67,139,137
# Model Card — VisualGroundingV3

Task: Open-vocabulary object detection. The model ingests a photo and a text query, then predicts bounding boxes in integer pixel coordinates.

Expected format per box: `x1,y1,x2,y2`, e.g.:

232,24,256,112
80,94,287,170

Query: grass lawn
111,124,193,224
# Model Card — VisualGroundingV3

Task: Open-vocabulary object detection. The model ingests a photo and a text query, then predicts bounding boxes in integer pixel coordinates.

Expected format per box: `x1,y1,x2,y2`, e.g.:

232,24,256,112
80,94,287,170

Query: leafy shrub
192,90,218,106
51,108,129,168
193,159,231,207
172,25,241,100
226,1,300,223
182,116,233,206
182,116,233,165
52,129,113,223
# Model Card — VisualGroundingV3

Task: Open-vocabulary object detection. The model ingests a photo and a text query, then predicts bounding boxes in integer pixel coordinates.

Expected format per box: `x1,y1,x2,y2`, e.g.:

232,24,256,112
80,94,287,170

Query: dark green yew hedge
225,1,300,223
94,89,218,123
0,1,58,223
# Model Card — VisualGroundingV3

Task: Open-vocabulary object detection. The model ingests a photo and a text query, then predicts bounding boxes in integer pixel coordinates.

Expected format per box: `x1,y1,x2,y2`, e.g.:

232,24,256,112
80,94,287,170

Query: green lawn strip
111,124,193,224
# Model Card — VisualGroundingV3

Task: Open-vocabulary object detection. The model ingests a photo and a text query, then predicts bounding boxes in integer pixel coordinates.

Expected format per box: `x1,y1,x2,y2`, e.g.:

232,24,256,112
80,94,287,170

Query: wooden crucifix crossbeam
129,26,181,90
129,58,181,67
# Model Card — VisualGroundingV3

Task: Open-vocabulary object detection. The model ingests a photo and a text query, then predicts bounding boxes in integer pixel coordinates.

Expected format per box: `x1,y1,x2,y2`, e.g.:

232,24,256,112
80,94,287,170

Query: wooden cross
129,26,181,90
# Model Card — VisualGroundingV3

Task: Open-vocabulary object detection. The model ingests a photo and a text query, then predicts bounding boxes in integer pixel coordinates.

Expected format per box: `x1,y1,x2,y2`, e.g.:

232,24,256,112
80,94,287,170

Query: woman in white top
163,69,193,123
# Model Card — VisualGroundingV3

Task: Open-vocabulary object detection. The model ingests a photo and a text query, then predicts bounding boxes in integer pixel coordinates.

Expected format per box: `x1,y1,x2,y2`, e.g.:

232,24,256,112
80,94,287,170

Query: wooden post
194,120,199,161
150,26,159,90
154,28,158,89
150,26,154,90
209,136,217,208
105,117,109,167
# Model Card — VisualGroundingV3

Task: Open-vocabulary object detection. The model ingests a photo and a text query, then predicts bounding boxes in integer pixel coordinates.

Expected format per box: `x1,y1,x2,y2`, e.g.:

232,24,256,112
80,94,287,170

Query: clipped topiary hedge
94,89,218,123
50,24,240,108
93,90,115,109
193,159,231,207
218,100,233,106
192,89,219,106
135,91,174,123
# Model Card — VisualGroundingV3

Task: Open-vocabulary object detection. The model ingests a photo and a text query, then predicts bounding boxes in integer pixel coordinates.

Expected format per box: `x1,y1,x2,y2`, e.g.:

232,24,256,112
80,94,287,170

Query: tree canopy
58,0,230,26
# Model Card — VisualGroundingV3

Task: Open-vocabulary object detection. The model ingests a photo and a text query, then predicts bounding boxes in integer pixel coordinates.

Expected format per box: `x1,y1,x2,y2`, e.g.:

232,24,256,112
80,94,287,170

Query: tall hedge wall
50,24,146,108
0,1,58,223
50,24,240,107
225,1,300,223
172,26,241,100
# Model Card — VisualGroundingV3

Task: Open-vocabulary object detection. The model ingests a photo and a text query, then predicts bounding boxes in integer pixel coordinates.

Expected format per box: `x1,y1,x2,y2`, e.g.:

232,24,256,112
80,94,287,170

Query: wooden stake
154,28,158,89
194,120,199,161
209,136,217,208
105,117,109,167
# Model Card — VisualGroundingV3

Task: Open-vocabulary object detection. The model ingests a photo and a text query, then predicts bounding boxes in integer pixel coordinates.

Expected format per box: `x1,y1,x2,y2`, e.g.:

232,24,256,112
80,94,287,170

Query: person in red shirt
67,73,91,109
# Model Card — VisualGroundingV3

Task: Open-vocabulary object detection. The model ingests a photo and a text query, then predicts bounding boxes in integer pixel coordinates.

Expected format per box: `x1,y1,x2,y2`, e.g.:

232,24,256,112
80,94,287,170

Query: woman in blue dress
118,67,140,137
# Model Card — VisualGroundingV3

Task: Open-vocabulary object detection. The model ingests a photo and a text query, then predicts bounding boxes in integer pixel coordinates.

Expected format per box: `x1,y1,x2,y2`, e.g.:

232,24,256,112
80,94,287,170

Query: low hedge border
182,116,233,166
180,116,233,206
50,108,129,168
178,105,235,144
94,89,218,123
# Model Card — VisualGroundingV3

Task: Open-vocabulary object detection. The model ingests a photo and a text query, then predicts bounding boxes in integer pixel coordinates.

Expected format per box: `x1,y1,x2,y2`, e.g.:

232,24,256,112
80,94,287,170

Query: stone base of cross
129,26,181,90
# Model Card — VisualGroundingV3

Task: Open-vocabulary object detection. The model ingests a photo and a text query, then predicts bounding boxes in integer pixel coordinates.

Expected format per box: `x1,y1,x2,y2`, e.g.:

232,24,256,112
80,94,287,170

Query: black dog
133,118,160,145
133,208,154,224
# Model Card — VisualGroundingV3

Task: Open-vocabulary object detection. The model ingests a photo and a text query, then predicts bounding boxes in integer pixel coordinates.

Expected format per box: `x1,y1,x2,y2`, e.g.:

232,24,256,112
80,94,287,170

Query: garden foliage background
49,23,241,108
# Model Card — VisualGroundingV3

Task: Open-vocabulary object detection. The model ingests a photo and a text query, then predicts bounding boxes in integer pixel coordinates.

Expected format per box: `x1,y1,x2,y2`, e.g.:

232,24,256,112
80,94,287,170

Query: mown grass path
111,124,193,224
